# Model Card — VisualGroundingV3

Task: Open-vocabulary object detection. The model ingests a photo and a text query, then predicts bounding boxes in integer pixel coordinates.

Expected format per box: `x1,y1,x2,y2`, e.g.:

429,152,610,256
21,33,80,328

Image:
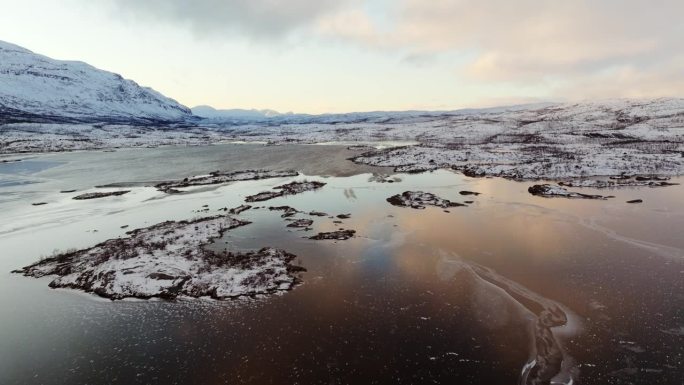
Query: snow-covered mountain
0,40,192,124
192,105,285,121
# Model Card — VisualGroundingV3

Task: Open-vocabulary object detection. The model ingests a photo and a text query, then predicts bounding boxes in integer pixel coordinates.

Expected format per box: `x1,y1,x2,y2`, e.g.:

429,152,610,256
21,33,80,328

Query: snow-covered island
527,184,608,200
154,169,300,193
245,180,326,202
13,215,306,300
386,191,467,209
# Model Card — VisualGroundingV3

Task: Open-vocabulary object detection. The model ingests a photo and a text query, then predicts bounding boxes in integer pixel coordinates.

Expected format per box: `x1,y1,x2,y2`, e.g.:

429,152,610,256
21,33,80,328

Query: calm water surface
0,144,682,384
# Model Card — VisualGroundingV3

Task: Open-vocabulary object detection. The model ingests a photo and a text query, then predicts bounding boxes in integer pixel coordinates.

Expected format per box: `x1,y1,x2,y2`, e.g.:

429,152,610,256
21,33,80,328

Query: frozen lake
0,144,682,384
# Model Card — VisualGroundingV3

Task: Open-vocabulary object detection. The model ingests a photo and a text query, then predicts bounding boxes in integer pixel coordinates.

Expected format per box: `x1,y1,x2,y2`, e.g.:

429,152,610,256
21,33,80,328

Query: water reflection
0,146,682,385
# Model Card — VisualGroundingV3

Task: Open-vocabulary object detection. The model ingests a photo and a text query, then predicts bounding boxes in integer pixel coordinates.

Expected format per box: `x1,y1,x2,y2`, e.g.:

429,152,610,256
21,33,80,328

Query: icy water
0,144,682,385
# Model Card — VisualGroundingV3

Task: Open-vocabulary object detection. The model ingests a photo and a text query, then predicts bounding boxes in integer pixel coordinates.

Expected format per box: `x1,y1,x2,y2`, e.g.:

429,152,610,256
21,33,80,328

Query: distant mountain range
191,105,285,121
191,103,567,126
0,40,193,125
0,40,557,126
1,39,682,136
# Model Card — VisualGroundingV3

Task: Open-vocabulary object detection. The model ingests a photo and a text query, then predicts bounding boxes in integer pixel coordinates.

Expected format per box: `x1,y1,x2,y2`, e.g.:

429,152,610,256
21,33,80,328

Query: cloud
556,56,684,101
316,0,684,96
316,8,380,44
105,0,360,40
102,0,684,101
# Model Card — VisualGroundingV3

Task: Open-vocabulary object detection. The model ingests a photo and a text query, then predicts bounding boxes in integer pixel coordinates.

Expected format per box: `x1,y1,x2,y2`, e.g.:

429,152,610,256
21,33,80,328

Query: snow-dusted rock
309,230,356,240
155,169,299,193
386,191,466,209
269,206,301,218
227,204,252,215
245,180,326,202
72,190,130,200
286,219,313,228
368,174,402,183
528,184,607,199
308,211,329,217
558,176,678,188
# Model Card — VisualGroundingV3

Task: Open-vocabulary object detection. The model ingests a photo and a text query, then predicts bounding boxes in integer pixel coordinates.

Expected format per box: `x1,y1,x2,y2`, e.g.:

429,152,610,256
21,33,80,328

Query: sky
0,0,682,114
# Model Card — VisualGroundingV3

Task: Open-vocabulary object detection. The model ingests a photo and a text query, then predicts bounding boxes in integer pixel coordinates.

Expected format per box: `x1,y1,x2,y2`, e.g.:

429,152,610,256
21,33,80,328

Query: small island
14,215,306,300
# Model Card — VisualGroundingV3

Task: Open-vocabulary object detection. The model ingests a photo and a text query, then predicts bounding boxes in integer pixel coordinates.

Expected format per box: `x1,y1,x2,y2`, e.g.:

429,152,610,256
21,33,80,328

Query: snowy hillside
211,97,684,179
0,40,192,124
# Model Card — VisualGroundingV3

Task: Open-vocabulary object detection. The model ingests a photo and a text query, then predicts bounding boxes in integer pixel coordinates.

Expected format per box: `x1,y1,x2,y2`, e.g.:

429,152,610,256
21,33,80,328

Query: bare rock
73,191,130,200
387,191,465,209
528,184,607,199
309,230,356,240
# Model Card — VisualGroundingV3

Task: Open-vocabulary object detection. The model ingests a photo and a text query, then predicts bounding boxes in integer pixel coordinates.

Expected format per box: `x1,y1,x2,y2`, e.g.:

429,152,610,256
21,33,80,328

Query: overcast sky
1,0,682,113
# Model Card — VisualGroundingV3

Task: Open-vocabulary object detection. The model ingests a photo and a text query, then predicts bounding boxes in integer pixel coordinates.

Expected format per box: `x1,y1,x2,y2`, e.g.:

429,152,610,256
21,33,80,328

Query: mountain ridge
0,40,193,125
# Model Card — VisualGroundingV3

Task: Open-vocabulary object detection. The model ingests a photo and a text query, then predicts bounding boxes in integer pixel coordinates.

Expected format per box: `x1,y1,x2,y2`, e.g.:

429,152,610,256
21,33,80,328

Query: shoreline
3,98,683,181
2,141,683,184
